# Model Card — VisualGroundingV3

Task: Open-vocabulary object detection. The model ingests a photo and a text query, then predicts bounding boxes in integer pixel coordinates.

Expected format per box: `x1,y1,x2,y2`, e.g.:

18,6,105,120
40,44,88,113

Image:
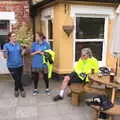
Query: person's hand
21,45,30,56
21,44,29,50
36,51,44,55
39,51,44,55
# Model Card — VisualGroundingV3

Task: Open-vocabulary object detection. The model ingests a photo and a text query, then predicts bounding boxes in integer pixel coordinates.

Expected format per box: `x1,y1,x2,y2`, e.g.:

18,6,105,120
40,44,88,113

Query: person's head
35,32,46,42
81,48,92,60
8,32,17,43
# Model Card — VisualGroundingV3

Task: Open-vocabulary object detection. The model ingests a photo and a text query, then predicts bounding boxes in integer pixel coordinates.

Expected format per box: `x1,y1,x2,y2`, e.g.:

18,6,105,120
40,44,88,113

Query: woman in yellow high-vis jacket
53,48,99,101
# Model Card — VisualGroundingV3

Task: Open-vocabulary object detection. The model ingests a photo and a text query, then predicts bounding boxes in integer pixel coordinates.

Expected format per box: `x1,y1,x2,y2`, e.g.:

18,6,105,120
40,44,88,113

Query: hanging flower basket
62,25,74,37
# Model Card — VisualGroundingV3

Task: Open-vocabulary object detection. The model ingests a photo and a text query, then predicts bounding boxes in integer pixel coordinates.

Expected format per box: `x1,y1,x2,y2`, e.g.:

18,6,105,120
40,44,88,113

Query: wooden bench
70,83,106,106
91,104,120,120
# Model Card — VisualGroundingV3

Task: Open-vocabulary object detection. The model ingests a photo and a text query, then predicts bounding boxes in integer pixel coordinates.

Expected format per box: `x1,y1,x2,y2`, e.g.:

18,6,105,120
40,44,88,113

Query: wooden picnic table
88,73,120,120
89,74,120,103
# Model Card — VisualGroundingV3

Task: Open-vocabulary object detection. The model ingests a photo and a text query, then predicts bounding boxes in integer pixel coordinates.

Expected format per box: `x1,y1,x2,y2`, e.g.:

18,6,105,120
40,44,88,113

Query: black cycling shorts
68,72,83,85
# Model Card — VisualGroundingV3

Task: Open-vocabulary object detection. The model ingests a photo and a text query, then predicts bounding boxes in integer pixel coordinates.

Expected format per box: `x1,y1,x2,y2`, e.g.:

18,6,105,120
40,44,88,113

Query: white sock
59,90,64,97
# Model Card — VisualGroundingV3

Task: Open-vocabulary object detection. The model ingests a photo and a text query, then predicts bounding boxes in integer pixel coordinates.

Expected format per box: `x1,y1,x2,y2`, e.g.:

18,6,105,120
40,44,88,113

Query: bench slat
91,105,120,115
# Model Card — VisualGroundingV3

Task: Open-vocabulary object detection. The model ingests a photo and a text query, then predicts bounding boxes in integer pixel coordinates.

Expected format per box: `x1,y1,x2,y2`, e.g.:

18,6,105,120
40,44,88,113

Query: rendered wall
36,2,117,74
53,3,73,74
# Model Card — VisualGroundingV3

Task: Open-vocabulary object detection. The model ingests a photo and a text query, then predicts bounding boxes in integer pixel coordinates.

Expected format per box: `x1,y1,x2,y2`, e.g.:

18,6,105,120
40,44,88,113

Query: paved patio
0,77,94,120
0,77,120,120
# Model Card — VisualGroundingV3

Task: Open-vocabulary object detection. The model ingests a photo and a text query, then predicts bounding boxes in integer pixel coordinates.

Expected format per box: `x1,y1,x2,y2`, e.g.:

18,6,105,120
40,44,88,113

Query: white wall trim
41,7,54,20
71,5,112,67
70,5,115,18
0,12,15,22
0,12,16,33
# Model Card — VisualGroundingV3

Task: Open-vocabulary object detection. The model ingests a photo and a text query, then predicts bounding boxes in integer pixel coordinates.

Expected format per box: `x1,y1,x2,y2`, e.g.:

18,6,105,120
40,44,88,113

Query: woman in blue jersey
3,32,26,97
31,32,51,95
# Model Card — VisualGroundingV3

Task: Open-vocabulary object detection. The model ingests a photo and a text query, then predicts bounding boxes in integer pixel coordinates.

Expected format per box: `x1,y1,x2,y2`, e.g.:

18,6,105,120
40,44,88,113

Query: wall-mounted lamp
62,25,74,37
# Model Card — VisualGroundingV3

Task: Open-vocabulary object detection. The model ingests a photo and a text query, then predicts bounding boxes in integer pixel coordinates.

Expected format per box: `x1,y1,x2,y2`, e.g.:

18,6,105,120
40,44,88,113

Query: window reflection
76,17,104,39
75,42,103,61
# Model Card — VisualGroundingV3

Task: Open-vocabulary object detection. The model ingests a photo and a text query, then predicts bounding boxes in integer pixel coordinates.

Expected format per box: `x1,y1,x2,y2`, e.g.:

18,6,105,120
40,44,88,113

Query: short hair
8,32,15,38
8,32,15,41
81,48,92,58
36,32,46,41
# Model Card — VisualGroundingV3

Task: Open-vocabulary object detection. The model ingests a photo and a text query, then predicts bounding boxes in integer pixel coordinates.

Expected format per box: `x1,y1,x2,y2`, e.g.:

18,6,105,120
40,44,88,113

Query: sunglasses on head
82,54,87,57
11,34,16,37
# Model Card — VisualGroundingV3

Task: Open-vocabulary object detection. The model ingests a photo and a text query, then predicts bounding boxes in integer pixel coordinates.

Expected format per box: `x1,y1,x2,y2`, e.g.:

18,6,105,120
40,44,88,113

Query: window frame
45,18,53,49
73,15,109,67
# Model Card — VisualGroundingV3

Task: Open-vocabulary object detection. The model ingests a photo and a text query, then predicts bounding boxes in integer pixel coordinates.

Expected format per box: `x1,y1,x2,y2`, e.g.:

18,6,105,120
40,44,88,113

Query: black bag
86,95,113,111
99,95,113,111
99,67,111,75
98,112,109,119
44,52,53,64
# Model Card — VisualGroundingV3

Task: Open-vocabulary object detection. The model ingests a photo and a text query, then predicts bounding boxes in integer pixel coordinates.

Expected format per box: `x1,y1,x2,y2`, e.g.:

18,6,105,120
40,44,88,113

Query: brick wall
0,0,30,31
0,1,31,74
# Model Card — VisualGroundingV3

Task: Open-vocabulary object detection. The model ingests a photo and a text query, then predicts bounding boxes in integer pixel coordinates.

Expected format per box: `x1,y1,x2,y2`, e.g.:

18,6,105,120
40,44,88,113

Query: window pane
49,41,53,50
75,42,103,61
0,20,9,49
0,35,7,49
76,17,104,39
48,20,53,39
0,20,9,30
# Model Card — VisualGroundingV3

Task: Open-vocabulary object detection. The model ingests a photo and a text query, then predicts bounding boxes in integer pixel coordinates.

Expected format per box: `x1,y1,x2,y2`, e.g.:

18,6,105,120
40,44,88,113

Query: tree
15,22,33,48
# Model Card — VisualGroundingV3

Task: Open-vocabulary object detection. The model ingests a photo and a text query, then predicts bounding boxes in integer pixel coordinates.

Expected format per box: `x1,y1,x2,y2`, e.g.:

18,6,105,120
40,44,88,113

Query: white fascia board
0,12,15,21
70,5,114,17
41,7,54,20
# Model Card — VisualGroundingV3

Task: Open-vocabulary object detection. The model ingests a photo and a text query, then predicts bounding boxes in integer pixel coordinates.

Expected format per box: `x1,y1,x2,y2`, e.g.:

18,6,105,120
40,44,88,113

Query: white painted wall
0,52,9,74
0,12,15,74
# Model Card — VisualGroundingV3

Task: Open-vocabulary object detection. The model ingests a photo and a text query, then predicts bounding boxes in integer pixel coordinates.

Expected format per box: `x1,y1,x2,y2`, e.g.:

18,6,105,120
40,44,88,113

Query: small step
0,74,12,80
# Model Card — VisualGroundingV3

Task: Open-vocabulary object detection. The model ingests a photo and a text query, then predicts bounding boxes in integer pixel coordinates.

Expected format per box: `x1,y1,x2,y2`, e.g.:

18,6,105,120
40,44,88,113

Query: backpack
86,95,113,111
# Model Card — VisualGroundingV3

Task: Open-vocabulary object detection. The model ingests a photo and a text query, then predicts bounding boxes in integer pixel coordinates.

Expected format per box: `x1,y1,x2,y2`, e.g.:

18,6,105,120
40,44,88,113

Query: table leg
111,88,116,104
92,109,99,120
71,93,79,105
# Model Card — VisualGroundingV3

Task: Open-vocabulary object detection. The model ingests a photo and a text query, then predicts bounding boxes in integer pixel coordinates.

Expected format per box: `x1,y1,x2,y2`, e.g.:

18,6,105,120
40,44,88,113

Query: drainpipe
29,0,36,42
32,17,36,42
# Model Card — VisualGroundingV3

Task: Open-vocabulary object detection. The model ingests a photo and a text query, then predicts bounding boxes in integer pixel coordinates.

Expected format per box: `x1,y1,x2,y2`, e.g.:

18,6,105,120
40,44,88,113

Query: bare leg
60,75,71,90
53,75,71,101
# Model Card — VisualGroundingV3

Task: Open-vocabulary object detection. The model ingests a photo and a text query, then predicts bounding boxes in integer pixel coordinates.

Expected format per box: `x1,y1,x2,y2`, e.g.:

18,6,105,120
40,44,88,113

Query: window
0,20,10,49
47,19,53,50
76,18,104,39
0,20,9,32
48,19,53,39
75,17,105,64
75,42,103,61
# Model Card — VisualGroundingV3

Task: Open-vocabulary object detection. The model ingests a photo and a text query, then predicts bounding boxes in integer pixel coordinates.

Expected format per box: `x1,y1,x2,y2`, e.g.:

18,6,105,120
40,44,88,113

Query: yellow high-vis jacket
73,57,99,82
43,49,55,79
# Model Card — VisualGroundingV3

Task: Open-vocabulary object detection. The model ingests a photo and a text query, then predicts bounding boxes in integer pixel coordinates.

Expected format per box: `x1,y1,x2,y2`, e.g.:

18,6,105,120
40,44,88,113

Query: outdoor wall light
62,25,74,37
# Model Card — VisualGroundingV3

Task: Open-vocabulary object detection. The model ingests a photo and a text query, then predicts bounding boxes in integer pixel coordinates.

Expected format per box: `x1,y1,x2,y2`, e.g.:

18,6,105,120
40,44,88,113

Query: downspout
29,0,36,42
32,15,36,42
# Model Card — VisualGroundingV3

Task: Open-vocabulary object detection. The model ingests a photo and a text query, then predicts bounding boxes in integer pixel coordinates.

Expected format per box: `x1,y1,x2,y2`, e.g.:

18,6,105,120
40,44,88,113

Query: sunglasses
81,54,87,57
11,34,16,37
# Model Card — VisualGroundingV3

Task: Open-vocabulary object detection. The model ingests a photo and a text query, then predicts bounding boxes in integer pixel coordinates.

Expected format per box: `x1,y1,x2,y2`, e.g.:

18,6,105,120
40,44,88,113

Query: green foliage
16,23,33,48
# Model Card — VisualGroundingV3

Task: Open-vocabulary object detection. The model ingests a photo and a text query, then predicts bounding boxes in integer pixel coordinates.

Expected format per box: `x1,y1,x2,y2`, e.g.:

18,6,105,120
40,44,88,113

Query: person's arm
91,57,99,73
73,59,82,74
21,45,30,56
31,50,44,56
30,43,44,56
